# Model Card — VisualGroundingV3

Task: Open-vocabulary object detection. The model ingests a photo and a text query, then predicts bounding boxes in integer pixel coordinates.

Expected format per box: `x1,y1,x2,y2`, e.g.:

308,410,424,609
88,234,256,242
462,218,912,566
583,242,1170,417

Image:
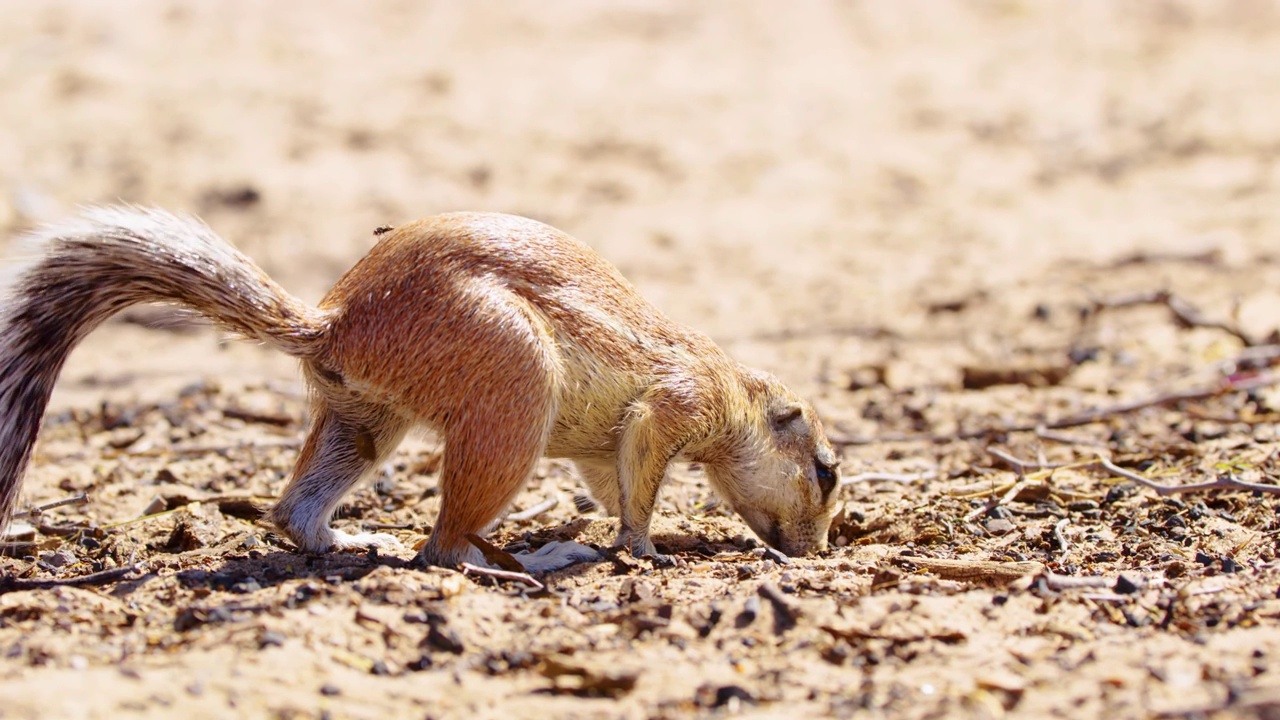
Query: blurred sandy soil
2,2,1280,718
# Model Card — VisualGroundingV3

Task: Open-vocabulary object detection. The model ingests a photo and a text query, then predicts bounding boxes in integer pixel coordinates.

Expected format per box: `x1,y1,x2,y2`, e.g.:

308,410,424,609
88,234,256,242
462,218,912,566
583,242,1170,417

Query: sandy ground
3,2,1280,718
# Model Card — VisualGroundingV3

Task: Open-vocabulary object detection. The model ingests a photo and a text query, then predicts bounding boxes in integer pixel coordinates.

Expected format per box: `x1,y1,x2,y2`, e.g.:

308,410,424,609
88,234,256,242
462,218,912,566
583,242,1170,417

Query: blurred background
3,0,1280,410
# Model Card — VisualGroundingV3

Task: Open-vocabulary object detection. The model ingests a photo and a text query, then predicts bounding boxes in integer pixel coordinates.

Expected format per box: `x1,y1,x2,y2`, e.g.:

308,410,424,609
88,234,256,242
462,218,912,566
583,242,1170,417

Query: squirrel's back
323,213,722,371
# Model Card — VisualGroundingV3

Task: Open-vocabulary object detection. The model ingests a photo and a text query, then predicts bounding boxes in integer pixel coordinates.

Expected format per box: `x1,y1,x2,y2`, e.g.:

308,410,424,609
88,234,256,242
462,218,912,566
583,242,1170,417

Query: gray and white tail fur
0,206,328,531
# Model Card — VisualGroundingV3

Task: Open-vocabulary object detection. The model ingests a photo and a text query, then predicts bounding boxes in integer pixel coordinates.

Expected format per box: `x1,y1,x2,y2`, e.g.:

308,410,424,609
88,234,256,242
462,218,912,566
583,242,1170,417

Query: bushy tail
0,206,328,528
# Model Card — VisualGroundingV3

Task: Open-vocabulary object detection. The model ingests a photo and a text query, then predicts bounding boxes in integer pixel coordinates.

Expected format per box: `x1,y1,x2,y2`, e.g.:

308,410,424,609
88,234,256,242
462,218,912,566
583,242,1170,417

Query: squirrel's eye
815,459,838,497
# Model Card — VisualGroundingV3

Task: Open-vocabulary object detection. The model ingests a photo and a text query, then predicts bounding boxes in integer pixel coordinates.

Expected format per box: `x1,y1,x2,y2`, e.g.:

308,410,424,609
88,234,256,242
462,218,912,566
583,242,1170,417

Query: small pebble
232,578,262,594
763,547,791,565
319,683,341,697
1114,574,1141,594
714,685,755,708
984,518,1016,535
138,495,167,516
41,548,77,568
821,644,850,666
259,630,286,649
425,625,465,654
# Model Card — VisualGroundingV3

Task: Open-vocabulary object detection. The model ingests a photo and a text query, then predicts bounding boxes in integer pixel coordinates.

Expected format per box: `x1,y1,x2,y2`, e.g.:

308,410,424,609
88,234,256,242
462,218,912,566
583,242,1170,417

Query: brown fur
0,207,840,569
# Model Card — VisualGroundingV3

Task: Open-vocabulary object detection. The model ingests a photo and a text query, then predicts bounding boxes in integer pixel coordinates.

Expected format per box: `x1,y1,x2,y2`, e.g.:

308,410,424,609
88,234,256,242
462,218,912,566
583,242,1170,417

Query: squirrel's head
702,371,840,557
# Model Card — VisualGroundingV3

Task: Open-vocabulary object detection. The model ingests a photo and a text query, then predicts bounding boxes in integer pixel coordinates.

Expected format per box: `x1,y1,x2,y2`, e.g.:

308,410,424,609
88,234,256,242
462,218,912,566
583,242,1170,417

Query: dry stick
1094,456,1280,496
1184,408,1280,425
464,534,528,573
0,541,42,556
990,447,1280,496
12,493,90,519
833,371,1279,446
964,473,1026,523
948,479,1018,500
459,563,545,591
988,448,1073,473
0,563,148,593
894,556,1045,584
103,438,304,458
1053,518,1072,559
506,497,559,522
101,507,185,530
1040,573,1114,591
1034,427,1109,448
841,470,937,486
1091,290,1256,347
36,438,305,464
221,406,295,427
1219,344,1280,372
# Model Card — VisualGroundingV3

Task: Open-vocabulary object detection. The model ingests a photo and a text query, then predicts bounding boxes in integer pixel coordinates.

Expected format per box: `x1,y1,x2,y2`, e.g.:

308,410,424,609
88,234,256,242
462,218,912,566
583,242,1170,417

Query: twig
1106,247,1222,268
101,507,184,530
1095,457,1280,496
948,479,1017,500
1216,344,1280,374
964,476,1026,522
988,448,1073,473
1053,518,1071,559
1080,593,1133,603
832,372,1279,445
507,497,559,522
34,438,305,463
0,563,148,593
1040,573,1114,591
978,449,1280,497
103,438,303,458
983,449,1105,502
1034,427,1109,448
893,556,1044,584
728,324,896,344
460,563,545,590
12,493,90,519
221,407,296,427
0,541,41,556
1184,408,1280,425
1091,290,1256,347
464,534,528,573
841,470,937,486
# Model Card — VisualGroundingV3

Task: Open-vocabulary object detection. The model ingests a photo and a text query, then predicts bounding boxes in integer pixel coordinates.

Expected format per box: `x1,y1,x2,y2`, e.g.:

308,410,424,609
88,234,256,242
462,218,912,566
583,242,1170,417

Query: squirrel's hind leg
269,399,408,553
412,326,562,568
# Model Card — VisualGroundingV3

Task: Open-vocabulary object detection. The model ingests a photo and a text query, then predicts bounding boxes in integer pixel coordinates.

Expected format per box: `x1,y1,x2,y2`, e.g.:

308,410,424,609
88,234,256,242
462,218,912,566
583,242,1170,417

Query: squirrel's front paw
330,529,404,552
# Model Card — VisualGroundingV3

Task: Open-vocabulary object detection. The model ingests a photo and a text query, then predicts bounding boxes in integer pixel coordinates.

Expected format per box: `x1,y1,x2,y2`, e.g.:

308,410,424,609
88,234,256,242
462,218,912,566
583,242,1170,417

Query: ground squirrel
0,207,840,572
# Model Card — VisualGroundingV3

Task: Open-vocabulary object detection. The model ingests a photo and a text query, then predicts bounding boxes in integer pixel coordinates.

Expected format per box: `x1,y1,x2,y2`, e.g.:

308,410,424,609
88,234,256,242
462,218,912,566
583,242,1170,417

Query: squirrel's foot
329,529,404,553
515,541,602,573
612,528,682,568
639,551,683,568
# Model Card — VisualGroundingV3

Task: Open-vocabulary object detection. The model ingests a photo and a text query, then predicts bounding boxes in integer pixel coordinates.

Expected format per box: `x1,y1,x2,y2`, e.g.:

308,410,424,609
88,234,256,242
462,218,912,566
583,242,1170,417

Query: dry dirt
3,2,1280,718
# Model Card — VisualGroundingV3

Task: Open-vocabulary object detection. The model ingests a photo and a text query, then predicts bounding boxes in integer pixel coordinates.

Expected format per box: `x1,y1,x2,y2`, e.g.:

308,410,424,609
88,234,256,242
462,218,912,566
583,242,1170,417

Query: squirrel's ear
770,402,804,429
